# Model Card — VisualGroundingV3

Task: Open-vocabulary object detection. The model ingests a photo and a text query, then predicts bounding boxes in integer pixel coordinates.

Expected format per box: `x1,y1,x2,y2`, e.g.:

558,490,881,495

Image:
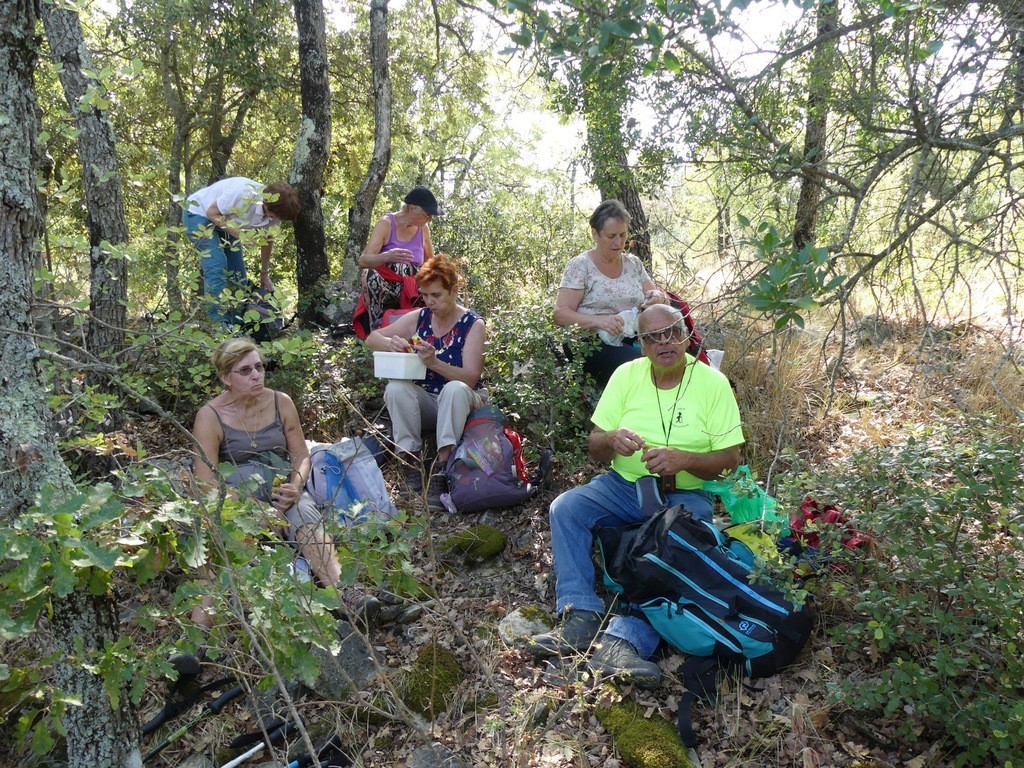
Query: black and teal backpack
597,490,814,747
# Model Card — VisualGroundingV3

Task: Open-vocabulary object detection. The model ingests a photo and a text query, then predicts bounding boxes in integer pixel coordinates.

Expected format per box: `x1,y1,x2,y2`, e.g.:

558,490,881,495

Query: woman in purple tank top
365,253,487,512
358,187,440,331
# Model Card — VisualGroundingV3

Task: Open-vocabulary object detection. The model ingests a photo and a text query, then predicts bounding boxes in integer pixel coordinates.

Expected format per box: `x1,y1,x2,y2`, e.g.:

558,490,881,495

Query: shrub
123,318,318,422
483,304,599,472
783,420,1024,766
322,305,601,473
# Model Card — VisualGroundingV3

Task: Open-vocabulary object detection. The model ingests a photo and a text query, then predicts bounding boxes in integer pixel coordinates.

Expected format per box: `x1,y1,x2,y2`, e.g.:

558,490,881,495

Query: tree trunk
40,0,130,365
163,124,187,312
0,3,140,764
999,0,1024,137
51,590,142,767
717,196,732,260
580,68,652,270
161,43,190,311
607,144,652,270
792,0,839,250
291,0,332,320
346,0,393,285
208,85,259,183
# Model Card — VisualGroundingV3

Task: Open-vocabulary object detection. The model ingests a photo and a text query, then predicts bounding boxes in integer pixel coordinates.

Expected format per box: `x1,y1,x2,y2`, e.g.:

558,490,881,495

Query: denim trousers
549,469,713,659
183,209,246,324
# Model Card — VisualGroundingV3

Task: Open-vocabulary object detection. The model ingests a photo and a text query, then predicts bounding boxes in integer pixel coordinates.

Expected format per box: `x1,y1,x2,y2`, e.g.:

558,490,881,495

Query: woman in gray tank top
191,338,381,626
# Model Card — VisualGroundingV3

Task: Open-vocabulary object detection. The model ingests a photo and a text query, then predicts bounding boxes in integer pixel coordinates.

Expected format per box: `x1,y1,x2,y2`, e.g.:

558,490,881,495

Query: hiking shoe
375,590,421,624
527,609,603,657
586,635,662,690
426,473,448,512
169,653,202,680
353,595,383,629
403,465,423,493
332,588,383,630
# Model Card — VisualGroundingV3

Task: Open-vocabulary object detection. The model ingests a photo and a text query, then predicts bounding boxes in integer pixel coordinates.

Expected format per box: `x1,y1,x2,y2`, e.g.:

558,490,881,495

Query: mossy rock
517,603,553,627
342,694,395,727
401,642,466,718
465,689,500,713
596,697,693,768
439,524,508,565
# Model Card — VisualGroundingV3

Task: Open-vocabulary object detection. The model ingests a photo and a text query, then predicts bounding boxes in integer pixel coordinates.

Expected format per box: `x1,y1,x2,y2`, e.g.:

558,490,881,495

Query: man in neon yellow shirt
529,304,744,688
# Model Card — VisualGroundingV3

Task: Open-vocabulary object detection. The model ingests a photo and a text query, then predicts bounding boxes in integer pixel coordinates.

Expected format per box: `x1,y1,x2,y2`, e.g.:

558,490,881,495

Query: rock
322,282,358,327
248,678,303,728
401,642,466,718
596,697,694,768
407,741,472,768
854,314,893,346
439,524,508,565
497,605,553,646
176,757,215,768
309,620,381,699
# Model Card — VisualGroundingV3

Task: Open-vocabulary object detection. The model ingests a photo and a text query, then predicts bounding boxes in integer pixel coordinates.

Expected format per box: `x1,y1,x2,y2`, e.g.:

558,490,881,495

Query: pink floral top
558,251,652,315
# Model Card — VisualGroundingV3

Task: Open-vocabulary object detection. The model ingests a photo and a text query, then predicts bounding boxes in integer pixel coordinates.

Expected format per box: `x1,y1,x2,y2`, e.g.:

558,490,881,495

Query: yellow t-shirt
591,355,744,489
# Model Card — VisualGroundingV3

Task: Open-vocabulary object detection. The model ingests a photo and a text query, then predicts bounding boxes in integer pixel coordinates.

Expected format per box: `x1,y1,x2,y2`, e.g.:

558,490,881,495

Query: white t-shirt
558,251,653,315
186,177,272,229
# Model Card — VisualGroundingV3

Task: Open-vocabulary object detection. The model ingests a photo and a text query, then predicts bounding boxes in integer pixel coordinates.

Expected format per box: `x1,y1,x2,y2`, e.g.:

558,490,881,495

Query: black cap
404,187,441,216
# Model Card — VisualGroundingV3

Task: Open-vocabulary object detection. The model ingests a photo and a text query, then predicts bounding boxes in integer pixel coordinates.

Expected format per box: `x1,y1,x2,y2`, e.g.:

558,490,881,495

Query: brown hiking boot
426,472,448,512
401,453,423,493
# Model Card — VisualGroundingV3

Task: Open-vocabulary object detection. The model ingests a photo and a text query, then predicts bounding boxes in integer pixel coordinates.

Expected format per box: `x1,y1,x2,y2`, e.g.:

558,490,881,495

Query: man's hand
641,446,685,476
608,429,645,457
589,426,646,462
261,273,275,292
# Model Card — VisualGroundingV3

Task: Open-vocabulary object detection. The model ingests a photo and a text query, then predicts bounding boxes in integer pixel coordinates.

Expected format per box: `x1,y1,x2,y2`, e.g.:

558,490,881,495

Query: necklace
233,398,263,450
652,369,685,446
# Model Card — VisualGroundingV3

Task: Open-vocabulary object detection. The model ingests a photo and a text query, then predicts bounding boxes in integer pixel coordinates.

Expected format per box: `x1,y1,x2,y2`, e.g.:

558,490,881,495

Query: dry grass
715,310,1024,487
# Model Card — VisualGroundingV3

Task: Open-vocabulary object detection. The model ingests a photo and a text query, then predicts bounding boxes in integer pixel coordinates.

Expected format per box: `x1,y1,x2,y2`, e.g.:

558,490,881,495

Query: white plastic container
373,351,426,380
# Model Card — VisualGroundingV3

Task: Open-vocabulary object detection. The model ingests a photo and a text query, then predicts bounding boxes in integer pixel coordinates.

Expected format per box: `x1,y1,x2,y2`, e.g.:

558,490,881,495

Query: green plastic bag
703,465,789,533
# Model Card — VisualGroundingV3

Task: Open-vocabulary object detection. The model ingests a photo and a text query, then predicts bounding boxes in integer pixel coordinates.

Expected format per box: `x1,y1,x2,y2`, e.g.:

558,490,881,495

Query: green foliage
741,219,845,329
122,319,318,421
0,451,426,756
782,421,1024,766
484,304,599,470
0,480,192,753
325,306,598,471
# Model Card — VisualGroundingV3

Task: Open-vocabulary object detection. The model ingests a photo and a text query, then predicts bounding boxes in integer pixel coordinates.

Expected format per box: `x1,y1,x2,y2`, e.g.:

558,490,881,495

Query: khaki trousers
384,380,486,455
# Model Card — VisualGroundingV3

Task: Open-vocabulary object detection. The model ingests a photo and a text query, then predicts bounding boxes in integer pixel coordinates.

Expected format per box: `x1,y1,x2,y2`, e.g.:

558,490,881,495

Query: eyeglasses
232,363,265,377
638,321,688,345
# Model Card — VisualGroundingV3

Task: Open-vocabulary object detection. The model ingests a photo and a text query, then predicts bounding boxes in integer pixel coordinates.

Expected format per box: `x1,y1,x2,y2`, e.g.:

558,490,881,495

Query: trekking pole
142,683,245,763
141,671,233,741
219,719,297,768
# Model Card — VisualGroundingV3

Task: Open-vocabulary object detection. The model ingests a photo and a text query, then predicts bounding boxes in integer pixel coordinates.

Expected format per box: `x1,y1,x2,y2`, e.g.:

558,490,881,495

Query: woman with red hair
365,253,487,511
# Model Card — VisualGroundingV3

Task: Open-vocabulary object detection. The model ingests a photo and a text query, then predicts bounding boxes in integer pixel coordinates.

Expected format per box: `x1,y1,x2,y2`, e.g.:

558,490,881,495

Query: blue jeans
549,470,713,659
183,209,246,324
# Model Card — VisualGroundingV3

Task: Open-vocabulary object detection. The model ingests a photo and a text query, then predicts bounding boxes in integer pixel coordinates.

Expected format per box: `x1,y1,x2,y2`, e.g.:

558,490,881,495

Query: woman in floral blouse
554,199,670,387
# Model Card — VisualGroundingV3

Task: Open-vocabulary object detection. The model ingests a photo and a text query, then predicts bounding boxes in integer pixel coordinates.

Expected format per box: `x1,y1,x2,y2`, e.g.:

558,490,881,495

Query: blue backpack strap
635,475,666,517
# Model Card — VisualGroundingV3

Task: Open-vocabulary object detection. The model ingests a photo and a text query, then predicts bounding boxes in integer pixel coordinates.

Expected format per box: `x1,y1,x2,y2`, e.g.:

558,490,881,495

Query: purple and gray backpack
443,405,547,514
